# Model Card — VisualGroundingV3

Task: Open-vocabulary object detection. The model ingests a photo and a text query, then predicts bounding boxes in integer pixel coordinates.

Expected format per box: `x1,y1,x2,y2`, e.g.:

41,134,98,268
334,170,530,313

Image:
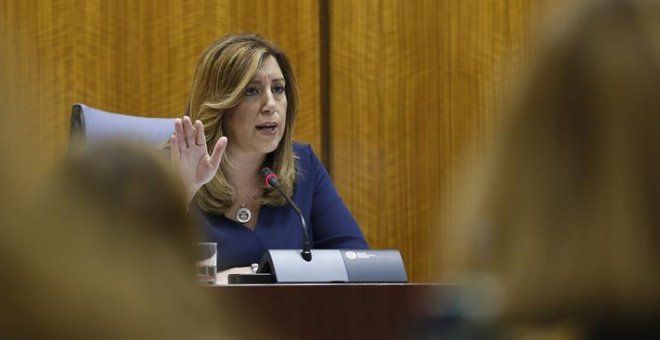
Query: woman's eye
272,85,286,95
245,87,259,96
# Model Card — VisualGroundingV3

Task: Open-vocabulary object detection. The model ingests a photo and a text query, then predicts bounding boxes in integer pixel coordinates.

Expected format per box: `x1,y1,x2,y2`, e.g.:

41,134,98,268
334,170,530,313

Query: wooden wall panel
331,0,552,282
1,0,321,167
331,0,450,283
2,0,576,284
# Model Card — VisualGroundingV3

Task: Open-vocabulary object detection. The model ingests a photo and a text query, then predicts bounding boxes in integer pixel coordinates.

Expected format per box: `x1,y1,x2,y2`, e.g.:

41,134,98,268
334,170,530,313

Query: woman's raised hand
170,116,227,205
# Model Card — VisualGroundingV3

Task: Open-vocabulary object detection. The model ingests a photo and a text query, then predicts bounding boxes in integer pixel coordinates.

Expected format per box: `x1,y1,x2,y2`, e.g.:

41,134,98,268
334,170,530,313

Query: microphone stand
262,167,312,262
270,184,312,262
227,168,407,284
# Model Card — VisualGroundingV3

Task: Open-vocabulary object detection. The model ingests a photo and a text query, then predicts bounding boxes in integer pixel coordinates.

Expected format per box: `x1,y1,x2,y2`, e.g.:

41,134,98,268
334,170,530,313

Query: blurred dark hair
56,141,197,260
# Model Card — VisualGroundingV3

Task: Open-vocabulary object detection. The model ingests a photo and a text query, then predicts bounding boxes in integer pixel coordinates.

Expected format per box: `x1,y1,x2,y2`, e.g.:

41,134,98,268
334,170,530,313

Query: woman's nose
261,90,276,114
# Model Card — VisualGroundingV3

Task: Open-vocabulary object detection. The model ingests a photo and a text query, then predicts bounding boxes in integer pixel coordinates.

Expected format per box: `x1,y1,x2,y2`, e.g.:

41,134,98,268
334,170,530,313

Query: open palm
170,116,227,204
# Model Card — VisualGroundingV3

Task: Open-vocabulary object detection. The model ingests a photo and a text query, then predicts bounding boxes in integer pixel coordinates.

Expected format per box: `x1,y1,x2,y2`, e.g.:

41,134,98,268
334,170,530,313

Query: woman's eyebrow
249,77,286,84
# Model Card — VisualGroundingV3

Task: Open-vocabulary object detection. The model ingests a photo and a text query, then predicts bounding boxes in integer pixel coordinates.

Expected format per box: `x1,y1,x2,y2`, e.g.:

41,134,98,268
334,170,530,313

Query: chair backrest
69,103,176,145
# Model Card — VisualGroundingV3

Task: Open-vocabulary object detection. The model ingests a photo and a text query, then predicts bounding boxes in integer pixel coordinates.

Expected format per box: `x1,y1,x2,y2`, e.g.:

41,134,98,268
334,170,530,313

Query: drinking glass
197,242,217,284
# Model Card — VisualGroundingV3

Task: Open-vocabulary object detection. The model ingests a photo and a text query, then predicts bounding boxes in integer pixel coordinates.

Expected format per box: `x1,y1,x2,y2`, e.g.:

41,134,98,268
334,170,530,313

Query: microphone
261,167,312,262
228,168,407,284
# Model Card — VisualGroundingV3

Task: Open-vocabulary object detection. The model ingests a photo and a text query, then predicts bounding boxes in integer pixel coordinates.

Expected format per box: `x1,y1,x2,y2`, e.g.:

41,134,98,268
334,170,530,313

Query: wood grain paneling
2,0,572,283
331,0,450,283
0,0,321,167
330,0,552,282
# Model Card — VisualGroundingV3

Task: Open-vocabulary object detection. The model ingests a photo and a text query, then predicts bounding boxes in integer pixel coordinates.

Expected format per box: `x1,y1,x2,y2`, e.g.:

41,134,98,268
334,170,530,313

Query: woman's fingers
174,118,187,152
194,120,205,147
182,116,195,148
209,136,228,169
175,117,206,151
169,134,180,161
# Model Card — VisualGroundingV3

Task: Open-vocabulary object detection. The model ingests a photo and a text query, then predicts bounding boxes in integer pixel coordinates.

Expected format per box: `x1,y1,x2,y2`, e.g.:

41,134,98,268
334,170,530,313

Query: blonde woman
171,34,367,272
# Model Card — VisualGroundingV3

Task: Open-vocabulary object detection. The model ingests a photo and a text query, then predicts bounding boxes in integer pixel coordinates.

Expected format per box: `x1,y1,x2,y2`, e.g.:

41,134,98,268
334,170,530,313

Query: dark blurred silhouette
56,142,198,262
0,141,257,339
432,0,660,338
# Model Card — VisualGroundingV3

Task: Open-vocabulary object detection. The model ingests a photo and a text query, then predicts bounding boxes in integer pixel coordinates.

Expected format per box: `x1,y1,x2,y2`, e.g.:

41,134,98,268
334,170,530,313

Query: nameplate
257,249,407,283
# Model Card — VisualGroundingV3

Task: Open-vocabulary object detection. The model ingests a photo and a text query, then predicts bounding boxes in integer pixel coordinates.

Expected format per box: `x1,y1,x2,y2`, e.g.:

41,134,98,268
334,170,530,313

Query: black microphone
261,167,312,262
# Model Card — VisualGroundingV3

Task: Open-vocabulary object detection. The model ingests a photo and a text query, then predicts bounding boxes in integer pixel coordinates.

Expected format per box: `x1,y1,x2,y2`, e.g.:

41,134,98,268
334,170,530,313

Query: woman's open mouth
255,122,279,135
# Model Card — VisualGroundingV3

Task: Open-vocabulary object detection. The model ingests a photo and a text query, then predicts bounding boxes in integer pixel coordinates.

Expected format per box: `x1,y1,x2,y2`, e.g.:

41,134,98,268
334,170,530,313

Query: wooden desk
208,283,449,340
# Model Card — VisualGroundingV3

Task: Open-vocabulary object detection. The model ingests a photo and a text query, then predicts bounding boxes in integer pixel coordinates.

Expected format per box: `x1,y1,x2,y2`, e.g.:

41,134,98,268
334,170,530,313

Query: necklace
235,199,252,224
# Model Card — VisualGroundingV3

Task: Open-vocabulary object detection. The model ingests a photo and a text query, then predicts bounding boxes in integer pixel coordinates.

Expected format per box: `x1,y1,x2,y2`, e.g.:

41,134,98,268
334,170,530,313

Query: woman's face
223,55,287,158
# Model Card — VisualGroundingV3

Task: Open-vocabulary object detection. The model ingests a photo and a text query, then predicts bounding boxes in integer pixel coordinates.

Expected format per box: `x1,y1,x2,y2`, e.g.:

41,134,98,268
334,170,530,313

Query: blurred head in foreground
443,0,660,337
57,141,197,261
0,141,244,339
0,23,254,338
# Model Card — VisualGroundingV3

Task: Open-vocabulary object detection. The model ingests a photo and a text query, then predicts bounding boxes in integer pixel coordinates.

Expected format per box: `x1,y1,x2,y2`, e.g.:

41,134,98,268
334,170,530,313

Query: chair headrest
70,104,176,146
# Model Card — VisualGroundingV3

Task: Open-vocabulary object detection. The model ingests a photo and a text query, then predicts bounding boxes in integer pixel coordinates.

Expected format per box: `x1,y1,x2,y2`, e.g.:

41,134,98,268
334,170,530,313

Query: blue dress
198,143,369,270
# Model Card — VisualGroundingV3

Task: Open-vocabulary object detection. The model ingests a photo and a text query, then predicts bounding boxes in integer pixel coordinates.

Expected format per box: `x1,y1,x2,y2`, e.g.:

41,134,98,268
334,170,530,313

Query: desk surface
207,283,452,340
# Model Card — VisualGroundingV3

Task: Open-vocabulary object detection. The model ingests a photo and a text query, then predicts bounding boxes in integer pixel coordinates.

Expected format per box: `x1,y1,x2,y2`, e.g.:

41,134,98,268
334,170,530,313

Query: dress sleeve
306,145,369,249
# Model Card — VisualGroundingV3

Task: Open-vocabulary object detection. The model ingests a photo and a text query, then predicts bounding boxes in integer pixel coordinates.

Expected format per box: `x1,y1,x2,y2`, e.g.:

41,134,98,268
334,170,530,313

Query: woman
170,34,368,271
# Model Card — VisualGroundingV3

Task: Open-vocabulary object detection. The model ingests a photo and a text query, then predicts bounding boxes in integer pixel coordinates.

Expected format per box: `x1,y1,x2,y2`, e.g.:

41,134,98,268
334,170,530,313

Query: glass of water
197,242,217,285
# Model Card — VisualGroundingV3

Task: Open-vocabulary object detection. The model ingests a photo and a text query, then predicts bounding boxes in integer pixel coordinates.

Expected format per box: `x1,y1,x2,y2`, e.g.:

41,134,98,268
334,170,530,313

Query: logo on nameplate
344,251,376,260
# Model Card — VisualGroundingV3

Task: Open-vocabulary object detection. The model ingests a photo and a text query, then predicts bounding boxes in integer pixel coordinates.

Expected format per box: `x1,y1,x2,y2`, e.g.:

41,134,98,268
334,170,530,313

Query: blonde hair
186,34,299,213
454,0,660,327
